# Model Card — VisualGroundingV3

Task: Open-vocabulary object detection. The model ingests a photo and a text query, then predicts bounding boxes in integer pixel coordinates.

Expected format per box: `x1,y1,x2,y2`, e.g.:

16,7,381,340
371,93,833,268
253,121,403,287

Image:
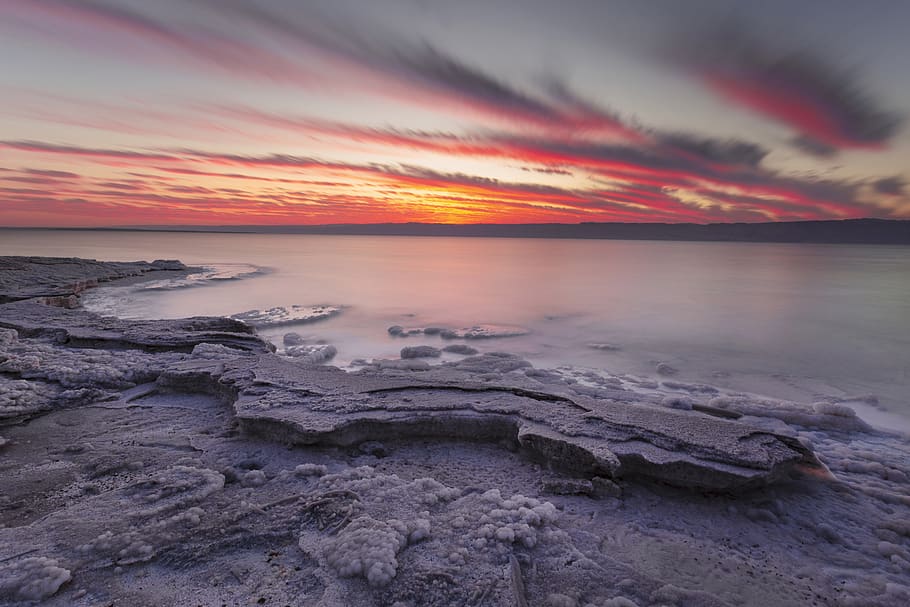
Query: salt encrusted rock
122,466,225,515
474,489,559,549
0,557,71,601
285,344,337,365
592,476,623,498
0,377,60,421
192,343,253,359
708,396,872,432
588,343,622,351
442,344,479,355
300,467,458,588
662,380,719,394
231,305,342,327
400,345,442,359
440,325,530,339
0,331,188,420
388,324,530,339
656,363,678,376
283,332,306,346
358,441,388,457
240,469,267,487
374,358,431,371
0,301,271,354
547,593,578,607
540,478,595,496
661,395,694,410
0,327,17,346
158,351,827,491
0,256,187,303
322,515,410,586
447,352,533,374
294,463,328,477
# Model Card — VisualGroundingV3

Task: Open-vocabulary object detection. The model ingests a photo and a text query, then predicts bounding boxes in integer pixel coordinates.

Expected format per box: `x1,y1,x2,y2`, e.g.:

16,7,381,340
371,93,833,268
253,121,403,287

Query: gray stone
155,353,825,491
656,363,678,376
0,301,270,354
0,256,188,304
400,345,442,359
539,478,594,496
442,344,479,355
591,476,622,498
358,441,388,457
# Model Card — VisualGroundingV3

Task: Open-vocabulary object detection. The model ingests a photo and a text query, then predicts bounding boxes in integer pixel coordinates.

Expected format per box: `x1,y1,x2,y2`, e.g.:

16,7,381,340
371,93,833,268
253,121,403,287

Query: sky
1,0,909,226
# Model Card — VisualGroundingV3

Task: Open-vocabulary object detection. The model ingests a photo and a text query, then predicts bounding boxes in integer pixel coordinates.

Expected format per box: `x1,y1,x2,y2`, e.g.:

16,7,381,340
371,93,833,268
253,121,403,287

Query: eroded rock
0,256,186,304
155,352,824,491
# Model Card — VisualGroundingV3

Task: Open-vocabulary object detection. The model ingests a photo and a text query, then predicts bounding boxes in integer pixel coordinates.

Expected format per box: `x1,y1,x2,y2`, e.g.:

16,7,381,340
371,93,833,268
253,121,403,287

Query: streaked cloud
0,1,907,226
670,23,903,154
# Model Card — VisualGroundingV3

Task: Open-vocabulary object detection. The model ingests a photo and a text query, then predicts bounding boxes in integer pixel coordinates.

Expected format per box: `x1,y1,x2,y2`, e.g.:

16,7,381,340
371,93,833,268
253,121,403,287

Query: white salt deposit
231,305,343,327
0,557,71,601
284,344,337,365
294,463,328,477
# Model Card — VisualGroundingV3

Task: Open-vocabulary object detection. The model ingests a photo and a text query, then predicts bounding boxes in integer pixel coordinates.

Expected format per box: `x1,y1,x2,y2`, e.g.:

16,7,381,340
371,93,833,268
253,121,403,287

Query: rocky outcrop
157,353,822,491
0,256,187,304
0,301,271,353
0,256,822,491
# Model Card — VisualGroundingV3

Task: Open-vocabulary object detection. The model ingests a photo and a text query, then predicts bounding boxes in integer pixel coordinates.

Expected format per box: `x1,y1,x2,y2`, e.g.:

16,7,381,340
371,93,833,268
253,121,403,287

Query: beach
0,256,908,606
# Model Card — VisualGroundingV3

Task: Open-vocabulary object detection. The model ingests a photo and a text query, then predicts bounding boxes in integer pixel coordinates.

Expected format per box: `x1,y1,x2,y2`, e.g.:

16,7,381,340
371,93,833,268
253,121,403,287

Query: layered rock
0,256,186,304
1,256,821,491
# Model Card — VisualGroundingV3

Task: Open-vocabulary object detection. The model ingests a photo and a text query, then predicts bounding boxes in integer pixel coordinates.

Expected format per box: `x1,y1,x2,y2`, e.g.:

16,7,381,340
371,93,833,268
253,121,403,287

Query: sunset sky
2,0,909,226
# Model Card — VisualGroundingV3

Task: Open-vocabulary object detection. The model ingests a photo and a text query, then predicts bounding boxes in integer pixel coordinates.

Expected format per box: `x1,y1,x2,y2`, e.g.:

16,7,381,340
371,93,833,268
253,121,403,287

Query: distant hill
10,218,910,244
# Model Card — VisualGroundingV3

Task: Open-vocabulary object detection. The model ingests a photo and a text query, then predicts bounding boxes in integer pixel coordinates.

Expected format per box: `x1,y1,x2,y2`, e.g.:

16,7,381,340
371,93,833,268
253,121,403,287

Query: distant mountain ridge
9,219,910,244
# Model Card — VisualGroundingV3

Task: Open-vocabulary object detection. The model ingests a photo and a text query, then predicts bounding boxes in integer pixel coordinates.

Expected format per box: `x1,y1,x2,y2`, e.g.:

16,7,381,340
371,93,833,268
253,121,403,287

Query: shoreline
1,257,909,605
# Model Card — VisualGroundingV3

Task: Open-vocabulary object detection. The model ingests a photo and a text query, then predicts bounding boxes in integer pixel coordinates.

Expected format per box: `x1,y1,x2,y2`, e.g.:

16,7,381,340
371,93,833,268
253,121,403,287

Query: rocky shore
1,257,908,606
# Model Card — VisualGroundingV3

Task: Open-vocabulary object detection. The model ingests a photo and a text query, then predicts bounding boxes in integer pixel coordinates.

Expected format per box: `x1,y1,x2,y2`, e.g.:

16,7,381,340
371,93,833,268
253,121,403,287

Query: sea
2,229,908,430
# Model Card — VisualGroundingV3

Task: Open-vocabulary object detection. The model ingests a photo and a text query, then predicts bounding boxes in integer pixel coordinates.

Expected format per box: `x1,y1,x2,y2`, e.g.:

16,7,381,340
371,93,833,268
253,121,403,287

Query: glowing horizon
1,0,908,227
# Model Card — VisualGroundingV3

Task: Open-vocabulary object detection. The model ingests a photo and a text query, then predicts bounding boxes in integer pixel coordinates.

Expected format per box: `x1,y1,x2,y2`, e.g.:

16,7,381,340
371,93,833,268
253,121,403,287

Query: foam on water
81,263,265,319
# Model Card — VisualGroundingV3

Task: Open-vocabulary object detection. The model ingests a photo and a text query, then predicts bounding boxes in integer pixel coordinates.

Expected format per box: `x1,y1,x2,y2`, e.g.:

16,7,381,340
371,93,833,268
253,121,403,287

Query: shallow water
3,228,909,429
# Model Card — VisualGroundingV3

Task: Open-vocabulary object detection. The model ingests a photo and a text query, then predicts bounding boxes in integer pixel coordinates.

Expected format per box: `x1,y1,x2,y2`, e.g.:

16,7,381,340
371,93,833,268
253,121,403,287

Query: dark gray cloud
873,176,906,196
669,22,903,152
789,135,839,158
657,132,768,167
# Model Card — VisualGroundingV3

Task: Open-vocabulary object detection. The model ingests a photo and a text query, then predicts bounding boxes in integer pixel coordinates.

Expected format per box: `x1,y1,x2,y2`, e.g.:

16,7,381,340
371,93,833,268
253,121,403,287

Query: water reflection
2,230,908,425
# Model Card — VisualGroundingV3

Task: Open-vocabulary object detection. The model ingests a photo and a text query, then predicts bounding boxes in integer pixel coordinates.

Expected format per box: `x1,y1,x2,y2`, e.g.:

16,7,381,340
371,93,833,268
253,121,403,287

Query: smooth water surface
3,229,908,427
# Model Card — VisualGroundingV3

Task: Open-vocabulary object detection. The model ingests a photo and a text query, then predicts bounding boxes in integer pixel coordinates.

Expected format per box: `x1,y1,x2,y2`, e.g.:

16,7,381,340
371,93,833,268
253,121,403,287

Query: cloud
1,140,180,163
670,23,902,153
4,131,894,224
655,132,768,168
2,0,315,84
521,166,573,176
789,135,839,158
873,176,906,196
22,168,81,179
202,0,647,132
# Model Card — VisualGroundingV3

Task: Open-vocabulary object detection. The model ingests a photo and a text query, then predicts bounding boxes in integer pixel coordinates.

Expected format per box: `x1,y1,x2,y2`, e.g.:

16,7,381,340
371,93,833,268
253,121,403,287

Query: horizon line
3,217,907,231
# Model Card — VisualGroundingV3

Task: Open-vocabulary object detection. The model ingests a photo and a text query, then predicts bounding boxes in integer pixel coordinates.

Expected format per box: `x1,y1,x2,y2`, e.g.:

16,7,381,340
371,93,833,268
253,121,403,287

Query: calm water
3,229,909,428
